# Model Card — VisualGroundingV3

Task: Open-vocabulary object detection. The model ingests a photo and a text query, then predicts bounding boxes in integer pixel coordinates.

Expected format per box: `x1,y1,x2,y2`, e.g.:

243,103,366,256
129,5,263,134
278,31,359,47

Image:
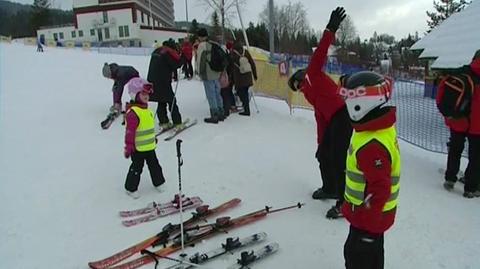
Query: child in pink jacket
124,78,166,199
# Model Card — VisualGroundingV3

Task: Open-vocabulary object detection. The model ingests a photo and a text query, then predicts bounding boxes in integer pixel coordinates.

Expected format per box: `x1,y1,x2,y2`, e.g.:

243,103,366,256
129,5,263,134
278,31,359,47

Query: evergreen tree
31,0,50,34
426,0,469,31
211,11,221,41
189,19,199,43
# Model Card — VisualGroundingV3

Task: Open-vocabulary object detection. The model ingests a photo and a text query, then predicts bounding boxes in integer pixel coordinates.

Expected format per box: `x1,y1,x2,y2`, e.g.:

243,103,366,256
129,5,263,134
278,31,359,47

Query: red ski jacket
436,64,480,135
301,30,346,145
341,108,398,235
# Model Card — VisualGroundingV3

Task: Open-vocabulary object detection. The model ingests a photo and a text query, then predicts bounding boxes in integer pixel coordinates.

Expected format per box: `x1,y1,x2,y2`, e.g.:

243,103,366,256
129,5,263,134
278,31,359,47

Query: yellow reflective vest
344,126,401,212
130,106,156,152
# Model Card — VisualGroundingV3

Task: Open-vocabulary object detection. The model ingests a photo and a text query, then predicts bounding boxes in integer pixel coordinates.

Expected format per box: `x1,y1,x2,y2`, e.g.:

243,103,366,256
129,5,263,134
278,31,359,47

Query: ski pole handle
176,139,183,158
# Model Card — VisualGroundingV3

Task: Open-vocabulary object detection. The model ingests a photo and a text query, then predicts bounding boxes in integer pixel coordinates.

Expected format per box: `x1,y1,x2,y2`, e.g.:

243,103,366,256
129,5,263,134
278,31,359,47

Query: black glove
288,69,306,92
326,7,346,33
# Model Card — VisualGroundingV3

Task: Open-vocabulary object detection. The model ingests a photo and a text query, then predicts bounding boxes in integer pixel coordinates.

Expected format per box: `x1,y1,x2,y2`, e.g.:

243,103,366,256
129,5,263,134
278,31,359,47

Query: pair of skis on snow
119,195,203,227
164,232,278,269
155,118,198,141
100,109,197,141
88,199,302,269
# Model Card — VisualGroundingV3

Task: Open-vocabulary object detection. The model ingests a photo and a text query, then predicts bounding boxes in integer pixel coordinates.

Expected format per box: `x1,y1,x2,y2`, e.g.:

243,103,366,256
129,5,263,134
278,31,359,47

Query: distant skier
123,77,166,199
102,62,139,115
147,40,184,131
288,7,352,218
36,38,43,52
339,70,399,269
437,50,480,198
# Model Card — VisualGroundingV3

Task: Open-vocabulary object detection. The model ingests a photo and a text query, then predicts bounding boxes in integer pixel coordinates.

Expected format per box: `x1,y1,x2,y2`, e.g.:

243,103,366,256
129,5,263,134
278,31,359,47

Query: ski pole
249,88,260,113
176,139,186,257
170,77,180,118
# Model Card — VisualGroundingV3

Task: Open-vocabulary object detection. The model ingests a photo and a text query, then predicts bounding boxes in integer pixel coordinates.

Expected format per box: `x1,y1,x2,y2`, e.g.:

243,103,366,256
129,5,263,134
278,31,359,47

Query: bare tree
336,15,357,48
198,0,247,43
259,1,309,37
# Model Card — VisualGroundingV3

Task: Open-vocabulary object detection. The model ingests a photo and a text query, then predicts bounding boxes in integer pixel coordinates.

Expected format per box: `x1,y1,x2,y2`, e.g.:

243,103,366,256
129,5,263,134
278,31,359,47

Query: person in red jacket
181,40,194,79
288,7,352,219
338,71,399,269
437,50,480,198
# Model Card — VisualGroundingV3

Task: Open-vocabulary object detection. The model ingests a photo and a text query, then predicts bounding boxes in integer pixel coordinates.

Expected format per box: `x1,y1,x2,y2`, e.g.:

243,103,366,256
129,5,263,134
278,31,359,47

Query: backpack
437,74,474,119
219,71,230,88
234,49,252,74
208,41,228,72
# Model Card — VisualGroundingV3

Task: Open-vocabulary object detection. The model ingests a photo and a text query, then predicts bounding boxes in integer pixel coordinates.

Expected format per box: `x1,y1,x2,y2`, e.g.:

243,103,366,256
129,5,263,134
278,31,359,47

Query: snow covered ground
0,43,479,269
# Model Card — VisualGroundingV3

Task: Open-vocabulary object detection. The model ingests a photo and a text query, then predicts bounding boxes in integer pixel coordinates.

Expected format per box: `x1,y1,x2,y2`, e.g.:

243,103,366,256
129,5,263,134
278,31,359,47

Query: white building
411,0,480,69
37,0,188,47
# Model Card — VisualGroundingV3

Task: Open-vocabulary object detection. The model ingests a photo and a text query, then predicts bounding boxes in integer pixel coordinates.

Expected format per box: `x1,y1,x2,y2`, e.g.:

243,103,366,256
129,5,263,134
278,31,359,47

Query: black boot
204,109,219,124
312,188,338,200
217,108,225,121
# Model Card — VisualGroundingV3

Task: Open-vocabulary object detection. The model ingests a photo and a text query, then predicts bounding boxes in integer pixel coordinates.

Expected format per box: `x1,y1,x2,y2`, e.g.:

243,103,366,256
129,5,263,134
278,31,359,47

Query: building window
71,31,76,38
119,26,124,38
119,26,129,38
147,16,150,26
103,11,108,23
90,29,95,36
104,28,110,39
141,12,144,23
79,30,84,37
59,32,64,39
53,33,58,40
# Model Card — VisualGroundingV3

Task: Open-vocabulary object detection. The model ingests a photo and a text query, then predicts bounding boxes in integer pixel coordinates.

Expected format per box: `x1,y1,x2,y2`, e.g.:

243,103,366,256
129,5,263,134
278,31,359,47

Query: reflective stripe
136,128,155,136
346,171,364,184
136,138,156,146
392,176,400,185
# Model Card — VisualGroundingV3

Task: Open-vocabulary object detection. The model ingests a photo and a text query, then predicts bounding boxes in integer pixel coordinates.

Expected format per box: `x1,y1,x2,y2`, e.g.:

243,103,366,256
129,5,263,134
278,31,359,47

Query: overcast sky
12,0,435,39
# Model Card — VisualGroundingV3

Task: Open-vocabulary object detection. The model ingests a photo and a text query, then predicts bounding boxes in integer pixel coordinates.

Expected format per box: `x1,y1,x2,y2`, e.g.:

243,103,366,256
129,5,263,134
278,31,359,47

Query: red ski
108,203,304,269
88,198,241,269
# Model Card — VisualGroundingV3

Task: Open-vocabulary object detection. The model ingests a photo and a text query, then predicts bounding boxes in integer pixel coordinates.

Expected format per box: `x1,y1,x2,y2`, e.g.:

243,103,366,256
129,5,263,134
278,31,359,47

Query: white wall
37,26,76,41
139,29,187,48
77,9,136,43
73,0,98,8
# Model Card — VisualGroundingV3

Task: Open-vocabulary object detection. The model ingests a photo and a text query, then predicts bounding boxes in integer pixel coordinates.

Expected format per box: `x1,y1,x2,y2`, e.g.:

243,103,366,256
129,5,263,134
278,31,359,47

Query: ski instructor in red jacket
288,7,353,219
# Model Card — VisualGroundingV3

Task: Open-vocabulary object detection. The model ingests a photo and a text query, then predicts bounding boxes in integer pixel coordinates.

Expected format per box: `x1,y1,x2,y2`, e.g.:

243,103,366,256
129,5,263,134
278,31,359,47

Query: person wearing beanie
338,71,399,269
123,77,166,199
147,42,184,131
195,27,225,123
288,7,352,219
438,50,480,198
102,62,139,113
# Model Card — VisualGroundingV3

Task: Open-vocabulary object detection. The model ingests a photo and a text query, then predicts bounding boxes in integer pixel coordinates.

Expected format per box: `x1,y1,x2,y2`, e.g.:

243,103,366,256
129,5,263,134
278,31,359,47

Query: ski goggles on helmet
338,76,393,100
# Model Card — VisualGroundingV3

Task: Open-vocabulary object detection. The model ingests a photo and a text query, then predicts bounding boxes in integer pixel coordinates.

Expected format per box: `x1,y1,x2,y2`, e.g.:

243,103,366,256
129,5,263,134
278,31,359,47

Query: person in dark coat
220,41,237,117
102,62,139,113
288,7,353,219
230,40,257,116
147,42,183,129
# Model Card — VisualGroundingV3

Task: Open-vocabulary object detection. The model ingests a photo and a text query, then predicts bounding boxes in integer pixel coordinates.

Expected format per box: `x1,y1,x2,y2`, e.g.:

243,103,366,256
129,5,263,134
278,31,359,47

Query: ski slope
0,43,479,269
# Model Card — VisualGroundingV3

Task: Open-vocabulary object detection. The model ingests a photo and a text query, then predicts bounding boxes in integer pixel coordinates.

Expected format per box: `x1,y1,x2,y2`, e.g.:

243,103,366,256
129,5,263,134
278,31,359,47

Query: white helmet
338,71,393,122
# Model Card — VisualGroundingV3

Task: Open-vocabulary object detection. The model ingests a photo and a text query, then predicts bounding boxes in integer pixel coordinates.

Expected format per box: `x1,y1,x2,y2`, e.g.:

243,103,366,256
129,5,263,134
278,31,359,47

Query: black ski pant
446,130,480,192
315,107,352,201
221,85,235,114
125,150,165,192
157,99,182,125
236,86,250,114
183,60,193,78
344,225,384,269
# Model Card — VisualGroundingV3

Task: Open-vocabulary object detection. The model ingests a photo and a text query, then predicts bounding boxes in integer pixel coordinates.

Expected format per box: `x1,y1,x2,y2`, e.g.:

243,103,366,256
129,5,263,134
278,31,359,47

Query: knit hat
127,77,153,101
102,63,111,78
197,28,208,38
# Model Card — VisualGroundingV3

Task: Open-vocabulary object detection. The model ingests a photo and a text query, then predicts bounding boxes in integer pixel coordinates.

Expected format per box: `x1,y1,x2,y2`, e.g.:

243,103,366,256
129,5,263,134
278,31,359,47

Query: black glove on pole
326,7,347,33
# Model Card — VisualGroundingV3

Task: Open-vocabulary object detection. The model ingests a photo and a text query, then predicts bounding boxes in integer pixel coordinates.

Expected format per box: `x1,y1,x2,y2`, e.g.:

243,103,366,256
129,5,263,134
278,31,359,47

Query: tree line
0,0,73,38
